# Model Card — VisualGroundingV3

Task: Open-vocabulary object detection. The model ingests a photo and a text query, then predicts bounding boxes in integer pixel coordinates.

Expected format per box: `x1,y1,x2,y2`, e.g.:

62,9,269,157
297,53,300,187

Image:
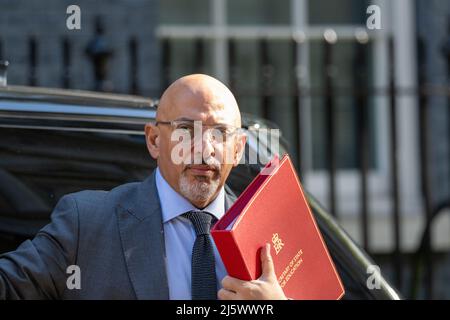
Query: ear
233,131,247,167
145,123,160,159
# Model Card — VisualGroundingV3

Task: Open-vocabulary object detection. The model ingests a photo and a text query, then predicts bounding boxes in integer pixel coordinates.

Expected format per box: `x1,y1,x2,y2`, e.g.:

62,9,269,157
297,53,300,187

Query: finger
260,243,276,279
221,275,247,292
218,288,238,300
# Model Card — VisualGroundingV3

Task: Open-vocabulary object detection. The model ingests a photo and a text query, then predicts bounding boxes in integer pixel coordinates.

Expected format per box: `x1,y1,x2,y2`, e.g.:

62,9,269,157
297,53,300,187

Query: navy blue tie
183,211,217,300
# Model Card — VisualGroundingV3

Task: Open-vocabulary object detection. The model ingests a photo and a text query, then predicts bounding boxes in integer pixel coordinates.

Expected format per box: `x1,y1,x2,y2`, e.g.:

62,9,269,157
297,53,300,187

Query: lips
186,165,218,176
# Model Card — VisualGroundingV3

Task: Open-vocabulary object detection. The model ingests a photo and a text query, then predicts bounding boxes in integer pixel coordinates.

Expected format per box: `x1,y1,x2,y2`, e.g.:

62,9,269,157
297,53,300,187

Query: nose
202,131,216,157
192,129,216,159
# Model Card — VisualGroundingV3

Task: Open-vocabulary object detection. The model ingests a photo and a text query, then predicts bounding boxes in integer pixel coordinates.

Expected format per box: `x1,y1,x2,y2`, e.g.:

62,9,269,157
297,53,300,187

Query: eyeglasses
155,119,241,143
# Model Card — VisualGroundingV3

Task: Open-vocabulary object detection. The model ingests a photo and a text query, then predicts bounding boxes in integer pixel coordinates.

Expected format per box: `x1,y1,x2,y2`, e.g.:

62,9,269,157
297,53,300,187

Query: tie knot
183,211,215,236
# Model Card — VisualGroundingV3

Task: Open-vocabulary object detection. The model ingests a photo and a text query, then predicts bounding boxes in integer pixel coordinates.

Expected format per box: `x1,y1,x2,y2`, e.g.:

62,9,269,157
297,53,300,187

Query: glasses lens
171,121,239,144
174,121,195,137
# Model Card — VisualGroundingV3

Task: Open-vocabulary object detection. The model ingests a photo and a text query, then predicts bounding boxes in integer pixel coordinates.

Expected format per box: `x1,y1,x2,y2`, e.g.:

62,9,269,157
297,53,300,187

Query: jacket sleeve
0,194,79,299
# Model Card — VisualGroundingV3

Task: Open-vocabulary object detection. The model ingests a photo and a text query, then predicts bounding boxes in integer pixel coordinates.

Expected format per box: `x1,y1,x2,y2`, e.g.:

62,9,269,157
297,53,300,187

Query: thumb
260,243,276,280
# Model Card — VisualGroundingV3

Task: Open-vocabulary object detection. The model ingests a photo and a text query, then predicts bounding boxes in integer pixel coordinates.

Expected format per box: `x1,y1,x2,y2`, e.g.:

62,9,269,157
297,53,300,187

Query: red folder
211,154,345,300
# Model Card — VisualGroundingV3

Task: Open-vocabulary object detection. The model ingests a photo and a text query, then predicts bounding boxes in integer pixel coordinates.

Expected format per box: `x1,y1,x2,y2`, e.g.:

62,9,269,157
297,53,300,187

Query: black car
0,84,401,300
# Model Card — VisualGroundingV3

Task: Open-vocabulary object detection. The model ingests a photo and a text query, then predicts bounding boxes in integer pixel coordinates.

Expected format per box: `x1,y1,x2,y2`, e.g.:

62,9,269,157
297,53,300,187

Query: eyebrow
174,117,196,121
173,117,231,126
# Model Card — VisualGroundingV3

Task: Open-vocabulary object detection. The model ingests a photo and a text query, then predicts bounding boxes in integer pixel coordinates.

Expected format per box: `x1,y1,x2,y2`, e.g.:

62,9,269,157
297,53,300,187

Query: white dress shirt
155,167,228,300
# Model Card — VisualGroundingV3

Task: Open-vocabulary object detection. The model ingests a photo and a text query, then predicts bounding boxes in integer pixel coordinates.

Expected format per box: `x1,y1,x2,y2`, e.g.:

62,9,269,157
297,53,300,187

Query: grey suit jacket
0,171,237,299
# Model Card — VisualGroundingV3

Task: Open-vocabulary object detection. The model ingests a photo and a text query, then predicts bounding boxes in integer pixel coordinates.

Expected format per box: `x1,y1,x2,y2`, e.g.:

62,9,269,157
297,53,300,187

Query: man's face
145,79,246,208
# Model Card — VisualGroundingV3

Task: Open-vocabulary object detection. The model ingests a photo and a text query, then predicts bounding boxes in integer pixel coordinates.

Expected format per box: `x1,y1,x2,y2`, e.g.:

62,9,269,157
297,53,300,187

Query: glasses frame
155,120,242,141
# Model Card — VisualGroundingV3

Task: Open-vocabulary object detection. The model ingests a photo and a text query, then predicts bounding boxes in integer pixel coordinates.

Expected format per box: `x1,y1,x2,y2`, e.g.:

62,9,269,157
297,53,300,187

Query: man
0,74,287,300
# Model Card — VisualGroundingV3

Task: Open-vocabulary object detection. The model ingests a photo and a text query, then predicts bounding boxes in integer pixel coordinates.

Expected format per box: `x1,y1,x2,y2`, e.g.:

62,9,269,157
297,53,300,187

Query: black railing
161,38,171,93
28,37,37,87
354,39,370,254
388,37,403,290
323,36,338,219
62,38,71,89
0,38,3,61
129,37,139,95
292,39,303,182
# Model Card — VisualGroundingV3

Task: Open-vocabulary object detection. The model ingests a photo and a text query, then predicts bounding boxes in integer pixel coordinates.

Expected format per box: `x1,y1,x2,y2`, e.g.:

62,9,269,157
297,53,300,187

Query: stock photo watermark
66,265,81,290
66,5,81,30
366,4,382,30
366,265,382,290
166,120,280,174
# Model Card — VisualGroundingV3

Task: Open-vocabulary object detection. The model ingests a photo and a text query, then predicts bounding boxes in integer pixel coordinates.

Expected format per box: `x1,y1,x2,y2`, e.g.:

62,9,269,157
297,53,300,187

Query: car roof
0,85,157,109
0,85,280,130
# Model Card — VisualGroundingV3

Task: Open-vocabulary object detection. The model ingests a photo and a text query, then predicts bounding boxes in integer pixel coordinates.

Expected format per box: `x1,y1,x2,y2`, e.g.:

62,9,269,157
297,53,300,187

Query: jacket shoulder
64,181,143,220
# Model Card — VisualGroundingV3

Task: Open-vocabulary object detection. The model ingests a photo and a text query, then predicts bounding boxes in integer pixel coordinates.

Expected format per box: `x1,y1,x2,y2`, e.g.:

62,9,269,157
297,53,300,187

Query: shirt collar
155,167,225,223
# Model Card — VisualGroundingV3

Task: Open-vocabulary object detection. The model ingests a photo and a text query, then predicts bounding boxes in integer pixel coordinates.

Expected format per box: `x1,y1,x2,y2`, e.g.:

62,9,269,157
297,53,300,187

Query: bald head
157,74,241,127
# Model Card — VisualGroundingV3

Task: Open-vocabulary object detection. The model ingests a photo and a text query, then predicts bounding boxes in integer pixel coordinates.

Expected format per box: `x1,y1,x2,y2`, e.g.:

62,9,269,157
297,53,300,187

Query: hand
218,243,287,300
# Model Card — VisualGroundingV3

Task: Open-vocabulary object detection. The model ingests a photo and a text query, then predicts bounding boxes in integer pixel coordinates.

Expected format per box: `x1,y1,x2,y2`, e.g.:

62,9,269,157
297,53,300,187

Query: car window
0,124,255,250
0,126,155,252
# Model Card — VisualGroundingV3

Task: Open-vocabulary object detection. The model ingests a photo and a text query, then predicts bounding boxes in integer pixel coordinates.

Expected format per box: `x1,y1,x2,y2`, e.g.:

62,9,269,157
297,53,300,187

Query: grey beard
179,172,220,205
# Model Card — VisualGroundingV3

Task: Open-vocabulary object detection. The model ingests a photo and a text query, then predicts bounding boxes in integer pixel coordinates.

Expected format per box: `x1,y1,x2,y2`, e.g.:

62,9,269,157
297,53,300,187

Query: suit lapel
116,171,237,300
116,172,169,300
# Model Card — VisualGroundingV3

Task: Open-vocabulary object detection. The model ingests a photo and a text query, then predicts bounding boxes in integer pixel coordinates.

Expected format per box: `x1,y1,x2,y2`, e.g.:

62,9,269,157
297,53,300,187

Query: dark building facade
0,0,160,96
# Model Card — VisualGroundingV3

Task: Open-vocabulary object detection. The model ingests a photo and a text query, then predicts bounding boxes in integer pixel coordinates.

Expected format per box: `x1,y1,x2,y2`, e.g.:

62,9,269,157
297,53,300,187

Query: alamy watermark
66,265,81,290
366,264,382,290
167,121,280,175
366,5,382,30
66,5,81,30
